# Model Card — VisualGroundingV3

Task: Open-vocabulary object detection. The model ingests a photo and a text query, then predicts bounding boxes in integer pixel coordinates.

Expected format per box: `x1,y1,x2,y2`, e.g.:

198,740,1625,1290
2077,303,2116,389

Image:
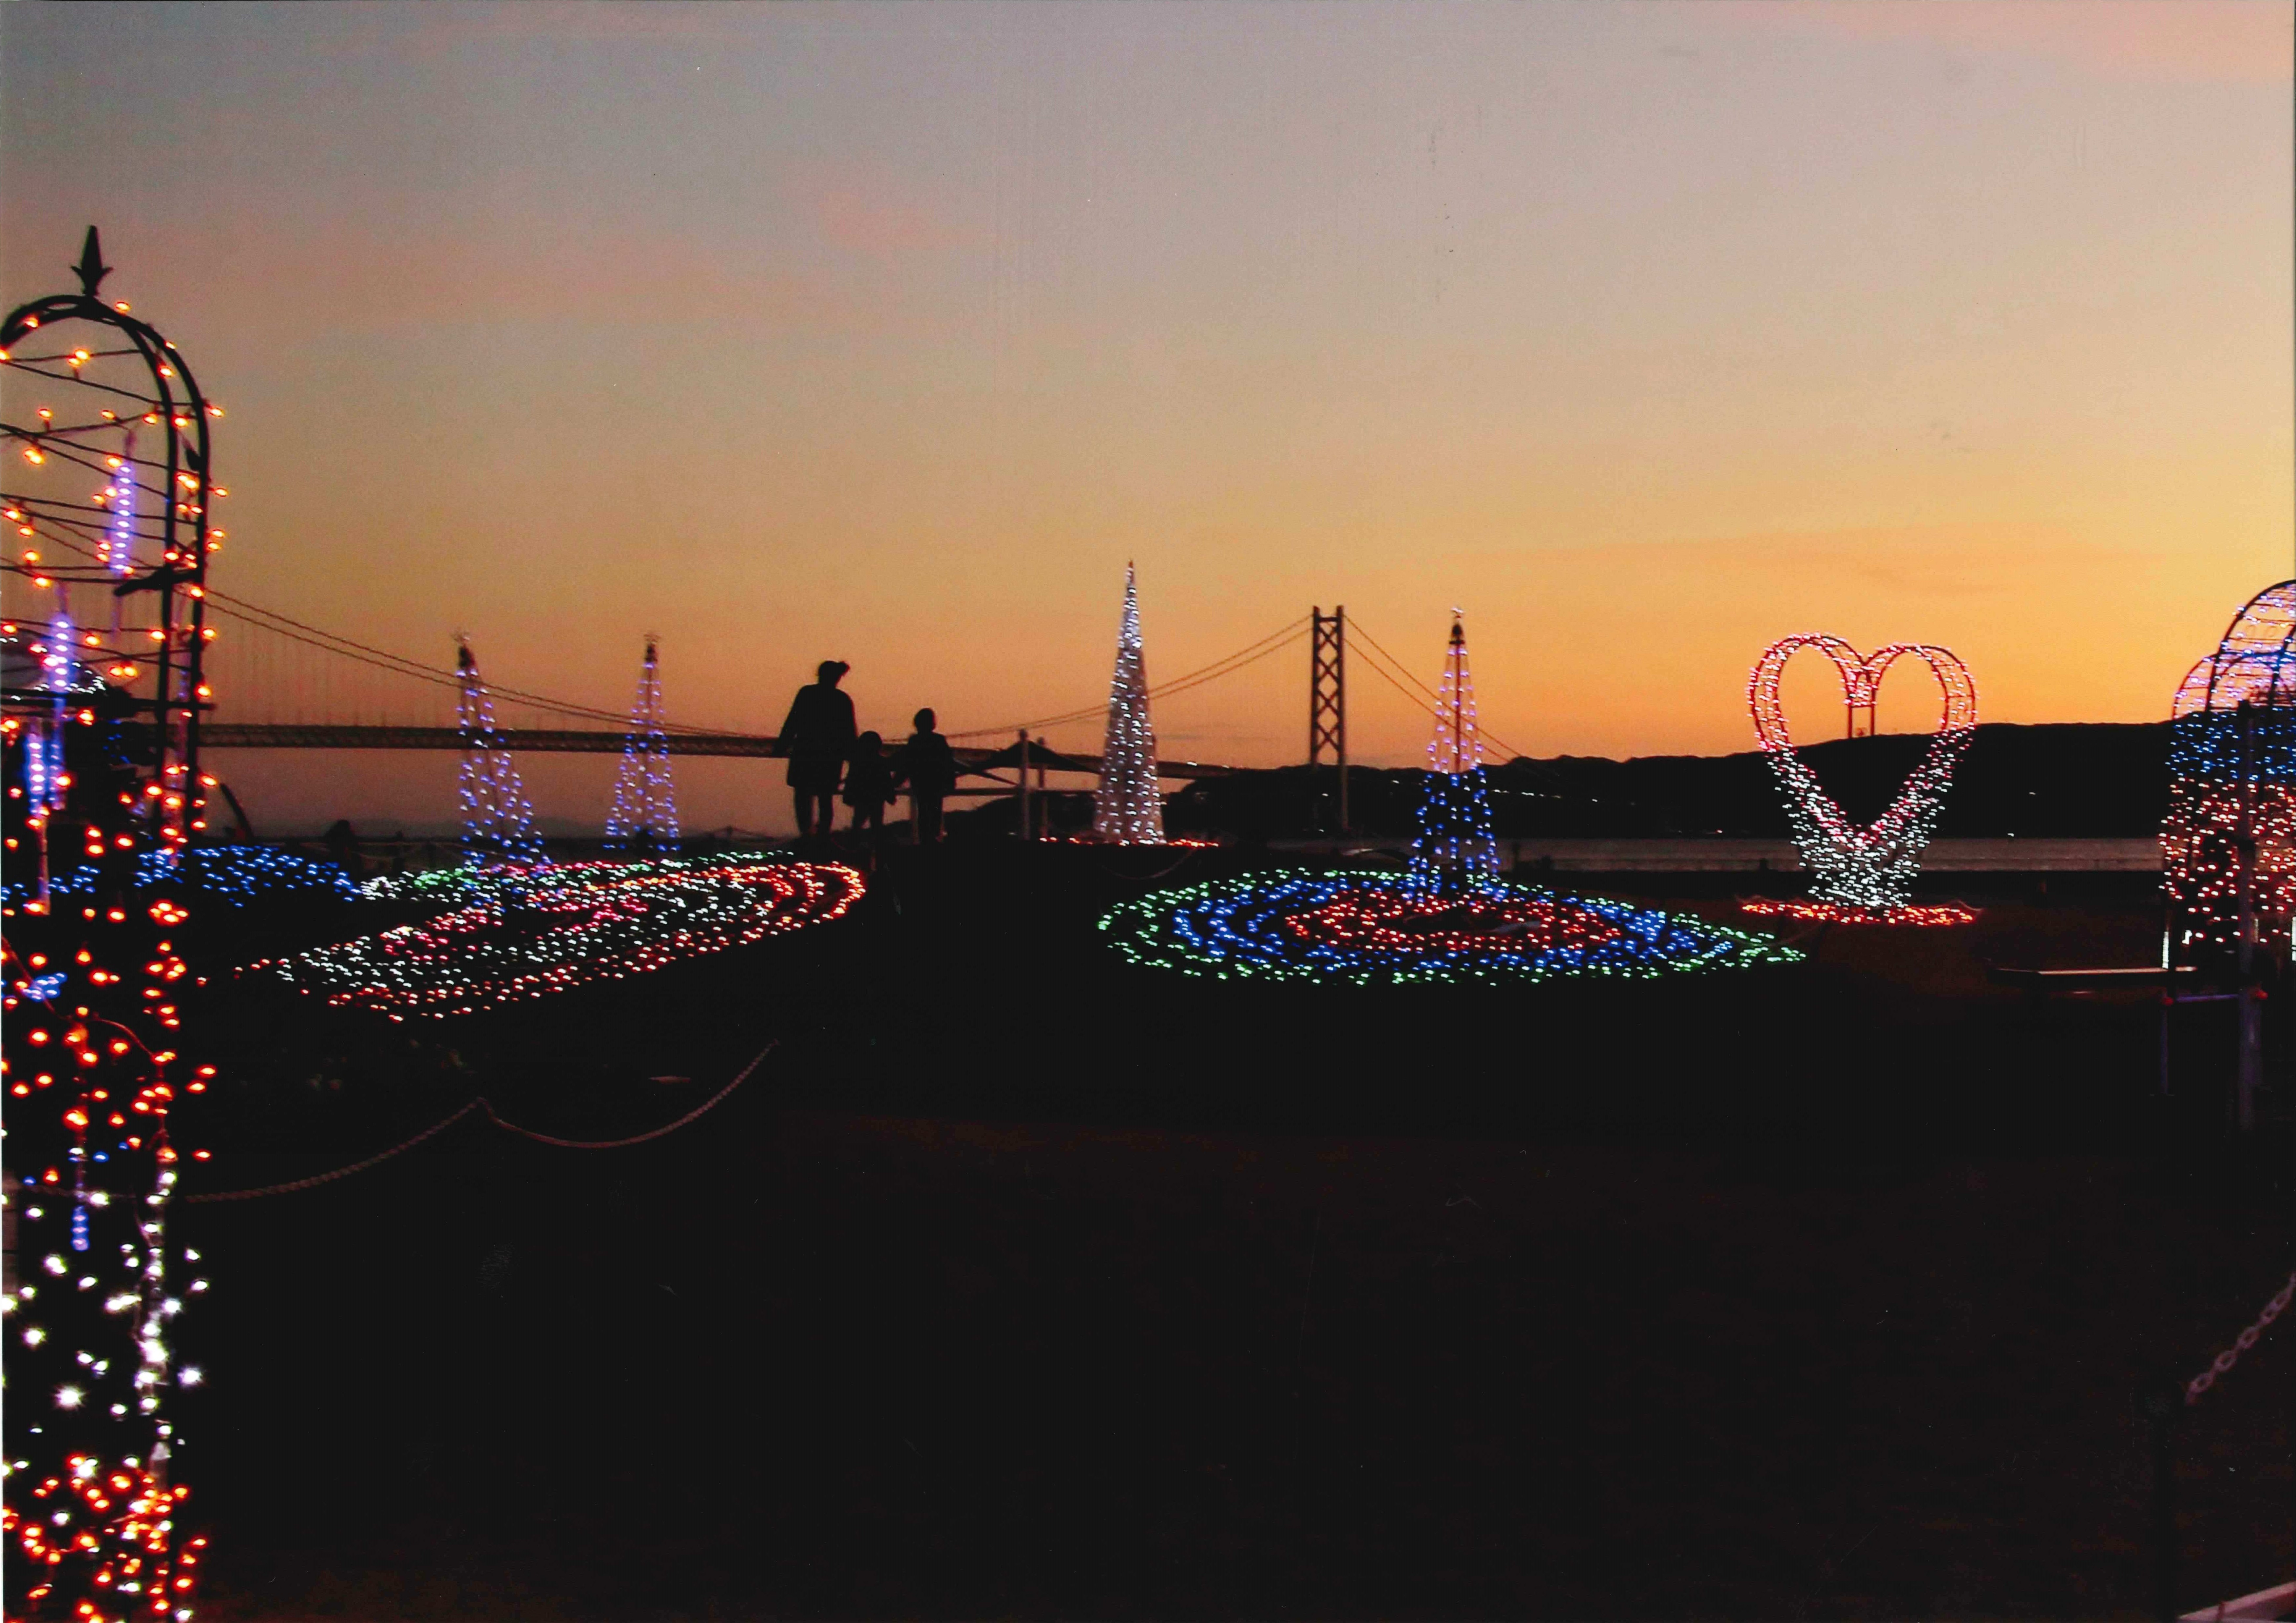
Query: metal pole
1336,605,1349,834
1017,729,1031,842
2139,1376,2179,1622
2158,993,2172,1097
30,801,49,911
2233,701,2259,1130
1450,626,1463,754
2159,896,2182,1099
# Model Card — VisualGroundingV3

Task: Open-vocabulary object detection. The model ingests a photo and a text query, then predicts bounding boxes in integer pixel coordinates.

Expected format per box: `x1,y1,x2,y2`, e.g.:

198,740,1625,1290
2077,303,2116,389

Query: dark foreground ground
170,847,2289,1619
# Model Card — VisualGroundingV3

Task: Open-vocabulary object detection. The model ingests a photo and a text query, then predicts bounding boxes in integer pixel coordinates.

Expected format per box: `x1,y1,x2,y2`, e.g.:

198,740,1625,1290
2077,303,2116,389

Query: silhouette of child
842,731,898,838
896,708,959,845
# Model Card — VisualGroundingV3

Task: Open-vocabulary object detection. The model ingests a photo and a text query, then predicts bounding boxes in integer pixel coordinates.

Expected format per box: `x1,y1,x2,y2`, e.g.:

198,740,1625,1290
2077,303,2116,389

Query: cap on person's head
818,659,850,684
914,707,935,731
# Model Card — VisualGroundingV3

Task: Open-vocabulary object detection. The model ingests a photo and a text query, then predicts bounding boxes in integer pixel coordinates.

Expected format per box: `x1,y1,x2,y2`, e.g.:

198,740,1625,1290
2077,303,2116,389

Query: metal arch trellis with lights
3,228,225,887
2160,580,2293,1132
2162,580,2296,959
2,230,220,1623
1740,634,1980,927
1099,614,1803,984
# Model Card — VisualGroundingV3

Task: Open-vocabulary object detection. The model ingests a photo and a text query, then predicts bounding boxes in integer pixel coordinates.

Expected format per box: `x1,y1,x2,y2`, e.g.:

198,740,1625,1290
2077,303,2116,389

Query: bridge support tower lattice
1309,606,1347,832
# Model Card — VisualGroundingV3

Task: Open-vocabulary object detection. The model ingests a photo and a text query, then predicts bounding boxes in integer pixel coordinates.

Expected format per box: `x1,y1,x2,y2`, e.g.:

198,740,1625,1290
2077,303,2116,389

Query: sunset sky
4,0,2289,834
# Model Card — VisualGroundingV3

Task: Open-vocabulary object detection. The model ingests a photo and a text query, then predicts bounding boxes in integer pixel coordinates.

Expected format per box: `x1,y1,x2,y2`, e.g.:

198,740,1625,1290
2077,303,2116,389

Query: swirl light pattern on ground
1100,871,1801,985
259,854,862,1019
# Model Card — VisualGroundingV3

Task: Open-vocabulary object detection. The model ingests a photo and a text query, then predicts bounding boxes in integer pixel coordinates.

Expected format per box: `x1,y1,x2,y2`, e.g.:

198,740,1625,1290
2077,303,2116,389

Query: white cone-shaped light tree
456,639,546,869
605,637,679,854
1092,564,1167,844
1406,614,1499,897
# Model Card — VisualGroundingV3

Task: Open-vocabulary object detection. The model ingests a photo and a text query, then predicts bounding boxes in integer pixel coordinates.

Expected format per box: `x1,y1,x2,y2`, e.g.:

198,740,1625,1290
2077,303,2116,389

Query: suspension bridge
186,587,1521,798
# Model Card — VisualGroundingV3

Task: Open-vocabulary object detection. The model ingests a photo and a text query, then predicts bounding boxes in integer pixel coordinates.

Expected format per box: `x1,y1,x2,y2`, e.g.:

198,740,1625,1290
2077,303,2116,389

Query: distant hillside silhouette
1165,722,2168,840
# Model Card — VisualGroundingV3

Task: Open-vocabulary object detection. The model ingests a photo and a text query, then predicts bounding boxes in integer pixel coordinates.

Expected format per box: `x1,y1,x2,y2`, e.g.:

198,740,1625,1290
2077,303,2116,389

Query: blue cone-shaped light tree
455,639,546,870
604,637,679,855
1092,564,1166,844
1406,613,1499,897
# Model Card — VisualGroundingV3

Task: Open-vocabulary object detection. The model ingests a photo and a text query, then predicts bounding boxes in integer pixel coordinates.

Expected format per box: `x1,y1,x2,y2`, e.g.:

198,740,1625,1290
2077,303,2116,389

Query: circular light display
1100,870,1801,985
257,853,862,1019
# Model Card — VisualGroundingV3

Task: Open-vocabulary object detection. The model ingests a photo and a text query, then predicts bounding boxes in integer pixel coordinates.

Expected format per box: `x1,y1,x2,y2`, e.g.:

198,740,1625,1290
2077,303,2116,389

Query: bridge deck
199,723,1238,780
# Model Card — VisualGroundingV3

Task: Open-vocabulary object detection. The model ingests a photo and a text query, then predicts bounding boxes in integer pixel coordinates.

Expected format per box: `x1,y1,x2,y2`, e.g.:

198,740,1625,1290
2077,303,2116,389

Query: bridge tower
1309,607,1348,831
604,636,679,854
455,638,545,869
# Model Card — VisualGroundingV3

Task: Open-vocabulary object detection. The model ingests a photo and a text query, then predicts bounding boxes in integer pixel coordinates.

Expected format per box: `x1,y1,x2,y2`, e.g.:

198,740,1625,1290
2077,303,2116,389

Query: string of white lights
1091,565,1165,844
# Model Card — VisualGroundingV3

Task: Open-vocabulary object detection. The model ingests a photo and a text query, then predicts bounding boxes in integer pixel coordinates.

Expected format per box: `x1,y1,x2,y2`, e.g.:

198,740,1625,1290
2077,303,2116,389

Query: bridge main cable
1346,615,1532,764
947,614,1311,740
200,588,751,735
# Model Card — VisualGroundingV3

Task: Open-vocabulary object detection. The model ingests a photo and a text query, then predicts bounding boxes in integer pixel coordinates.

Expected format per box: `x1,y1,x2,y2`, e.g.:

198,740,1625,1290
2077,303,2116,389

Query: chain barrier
181,1041,775,1202
2185,1269,2296,1407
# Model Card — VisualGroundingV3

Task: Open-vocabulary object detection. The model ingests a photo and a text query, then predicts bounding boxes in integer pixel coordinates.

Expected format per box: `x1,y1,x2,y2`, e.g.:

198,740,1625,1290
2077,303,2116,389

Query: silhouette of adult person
897,708,958,845
777,660,856,839
322,818,364,880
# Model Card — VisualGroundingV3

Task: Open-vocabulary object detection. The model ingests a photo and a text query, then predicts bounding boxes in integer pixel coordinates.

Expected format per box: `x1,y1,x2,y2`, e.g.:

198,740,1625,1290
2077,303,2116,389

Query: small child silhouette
896,708,958,845
842,731,898,840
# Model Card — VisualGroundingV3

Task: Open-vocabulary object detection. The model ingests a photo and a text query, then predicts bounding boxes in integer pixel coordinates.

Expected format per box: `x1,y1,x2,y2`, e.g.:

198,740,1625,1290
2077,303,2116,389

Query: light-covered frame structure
1748,635,1978,916
2163,581,2295,955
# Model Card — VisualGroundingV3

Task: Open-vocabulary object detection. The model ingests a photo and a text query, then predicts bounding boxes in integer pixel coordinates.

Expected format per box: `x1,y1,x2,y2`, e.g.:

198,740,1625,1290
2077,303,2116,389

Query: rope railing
483,1046,771,1149
180,1099,487,1203
181,1042,775,1203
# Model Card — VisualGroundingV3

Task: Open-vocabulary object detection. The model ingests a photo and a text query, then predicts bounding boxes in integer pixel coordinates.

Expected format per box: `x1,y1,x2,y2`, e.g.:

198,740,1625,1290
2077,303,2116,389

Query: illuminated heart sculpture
1748,636,1978,918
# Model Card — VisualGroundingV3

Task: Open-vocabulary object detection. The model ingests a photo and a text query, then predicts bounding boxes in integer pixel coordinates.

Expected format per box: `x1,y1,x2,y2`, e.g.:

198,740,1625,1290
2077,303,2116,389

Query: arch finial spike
74,227,112,297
